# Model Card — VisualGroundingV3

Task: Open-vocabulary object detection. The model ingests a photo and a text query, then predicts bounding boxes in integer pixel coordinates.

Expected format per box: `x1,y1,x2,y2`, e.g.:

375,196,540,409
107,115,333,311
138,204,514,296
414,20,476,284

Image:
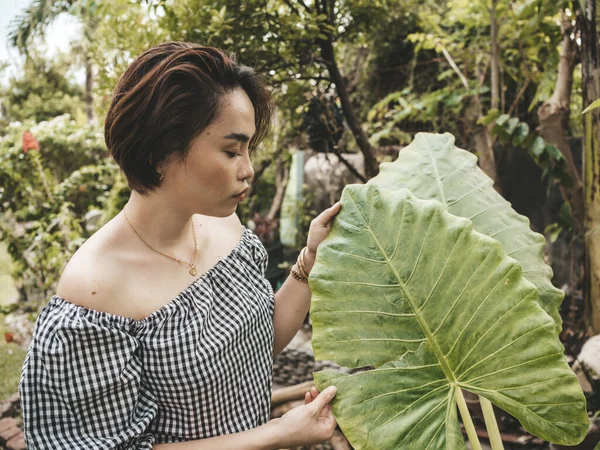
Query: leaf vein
367,384,448,437
419,227,467,312
444,264,519,359
446,181,489,207
453,289,539,375
457,319,554,380
463,351,564,384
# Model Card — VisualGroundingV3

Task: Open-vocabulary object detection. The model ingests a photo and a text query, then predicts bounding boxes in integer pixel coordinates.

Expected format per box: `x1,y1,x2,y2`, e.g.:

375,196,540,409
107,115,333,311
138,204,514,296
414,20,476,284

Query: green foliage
310,183,587,448
0,115,118,303
583,98,600,115
481,110,570,186
366,87,488,146
0,52,85,131
366,0,570,154
544,202,573,243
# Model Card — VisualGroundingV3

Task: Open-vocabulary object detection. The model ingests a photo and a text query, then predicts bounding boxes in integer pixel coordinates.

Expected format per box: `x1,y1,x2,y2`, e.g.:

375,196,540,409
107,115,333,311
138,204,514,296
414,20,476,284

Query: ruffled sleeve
19,297,158,449
246,229,269,277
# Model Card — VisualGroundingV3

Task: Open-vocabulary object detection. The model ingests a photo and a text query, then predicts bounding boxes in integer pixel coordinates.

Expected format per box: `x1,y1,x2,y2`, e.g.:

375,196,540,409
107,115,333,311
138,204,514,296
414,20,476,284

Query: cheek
187,159,232,189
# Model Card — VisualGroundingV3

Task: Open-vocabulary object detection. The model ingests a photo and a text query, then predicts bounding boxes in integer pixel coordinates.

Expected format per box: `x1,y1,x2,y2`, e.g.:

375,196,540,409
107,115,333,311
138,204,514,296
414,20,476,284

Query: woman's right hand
273,385,338,447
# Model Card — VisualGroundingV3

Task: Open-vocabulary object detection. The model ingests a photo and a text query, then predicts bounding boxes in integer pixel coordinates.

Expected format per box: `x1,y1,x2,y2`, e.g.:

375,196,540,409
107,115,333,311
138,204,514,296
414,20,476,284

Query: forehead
210,89,256,136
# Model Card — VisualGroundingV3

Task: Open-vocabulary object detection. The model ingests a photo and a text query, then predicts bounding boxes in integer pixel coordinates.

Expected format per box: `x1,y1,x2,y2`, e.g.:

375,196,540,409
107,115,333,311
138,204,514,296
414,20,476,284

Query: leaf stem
455,388,482,450
479,396,504,450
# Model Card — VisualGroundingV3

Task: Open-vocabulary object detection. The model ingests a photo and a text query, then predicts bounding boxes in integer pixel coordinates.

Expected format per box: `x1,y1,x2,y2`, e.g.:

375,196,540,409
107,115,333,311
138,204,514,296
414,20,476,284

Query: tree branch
331,150,367,184
282,0,303,17
438,41,470,90
296,0,313,14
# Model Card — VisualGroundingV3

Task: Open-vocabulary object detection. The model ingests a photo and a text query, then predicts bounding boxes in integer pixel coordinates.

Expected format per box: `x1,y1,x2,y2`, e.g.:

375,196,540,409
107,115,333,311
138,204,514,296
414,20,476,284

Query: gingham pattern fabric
19,226,275,449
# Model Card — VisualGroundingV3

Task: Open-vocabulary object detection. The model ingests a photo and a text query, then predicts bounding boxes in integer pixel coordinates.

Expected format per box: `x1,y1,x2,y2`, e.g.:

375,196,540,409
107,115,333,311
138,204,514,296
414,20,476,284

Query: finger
310,386,319,400
324,202,341,217
314,202,342,226
305,391,312,405
309,386,337,412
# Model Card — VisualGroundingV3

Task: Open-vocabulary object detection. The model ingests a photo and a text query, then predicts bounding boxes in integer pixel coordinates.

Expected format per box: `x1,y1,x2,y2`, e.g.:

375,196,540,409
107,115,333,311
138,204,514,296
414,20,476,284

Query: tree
9,0,100,123
144,0,399,178
579,0,600,332
0,51,85,129
537,10,584,234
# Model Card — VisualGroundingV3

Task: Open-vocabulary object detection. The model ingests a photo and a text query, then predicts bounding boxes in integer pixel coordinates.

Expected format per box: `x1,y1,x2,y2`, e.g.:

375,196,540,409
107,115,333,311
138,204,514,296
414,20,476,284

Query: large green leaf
368,132,564,334
309,184,588,449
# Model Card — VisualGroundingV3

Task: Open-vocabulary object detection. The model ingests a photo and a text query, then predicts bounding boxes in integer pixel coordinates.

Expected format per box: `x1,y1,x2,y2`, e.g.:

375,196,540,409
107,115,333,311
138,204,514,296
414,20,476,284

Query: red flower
4,332,14,343
22,131,40,153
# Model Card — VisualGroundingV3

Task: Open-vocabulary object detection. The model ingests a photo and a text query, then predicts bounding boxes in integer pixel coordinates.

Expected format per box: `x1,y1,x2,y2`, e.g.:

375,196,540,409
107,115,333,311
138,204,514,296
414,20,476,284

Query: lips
233,187,249,198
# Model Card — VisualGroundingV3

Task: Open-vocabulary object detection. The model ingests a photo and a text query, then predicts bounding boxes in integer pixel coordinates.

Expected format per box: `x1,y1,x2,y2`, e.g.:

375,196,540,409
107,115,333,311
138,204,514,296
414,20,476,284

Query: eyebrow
223,132,250,143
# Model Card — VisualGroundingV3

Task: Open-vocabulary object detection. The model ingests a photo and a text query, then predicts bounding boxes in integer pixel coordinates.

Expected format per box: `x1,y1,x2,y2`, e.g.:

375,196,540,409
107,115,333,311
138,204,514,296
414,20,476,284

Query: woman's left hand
304,201,342,272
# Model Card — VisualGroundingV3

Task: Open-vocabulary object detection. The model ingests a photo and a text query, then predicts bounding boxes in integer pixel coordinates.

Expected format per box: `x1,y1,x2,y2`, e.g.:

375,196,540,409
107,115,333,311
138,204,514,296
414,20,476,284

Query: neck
122,190,196,252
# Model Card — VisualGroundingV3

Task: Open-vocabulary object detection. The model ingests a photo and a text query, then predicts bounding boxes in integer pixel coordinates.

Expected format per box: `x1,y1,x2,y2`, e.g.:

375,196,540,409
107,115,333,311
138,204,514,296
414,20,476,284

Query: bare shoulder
56,212,243,315
56,217,125,312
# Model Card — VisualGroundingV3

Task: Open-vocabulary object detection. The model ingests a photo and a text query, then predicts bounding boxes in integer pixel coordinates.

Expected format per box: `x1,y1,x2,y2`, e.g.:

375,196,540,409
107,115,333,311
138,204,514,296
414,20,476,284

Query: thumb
309,386,337,412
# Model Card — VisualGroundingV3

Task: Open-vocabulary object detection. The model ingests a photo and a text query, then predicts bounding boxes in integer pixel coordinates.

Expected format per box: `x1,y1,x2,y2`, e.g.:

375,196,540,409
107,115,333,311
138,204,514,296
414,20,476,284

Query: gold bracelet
290,263,308,283
297,247,309,279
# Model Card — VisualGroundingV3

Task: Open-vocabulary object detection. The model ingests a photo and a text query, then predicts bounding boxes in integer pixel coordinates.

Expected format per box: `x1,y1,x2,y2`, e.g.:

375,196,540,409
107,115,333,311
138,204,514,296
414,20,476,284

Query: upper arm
56,249,119,312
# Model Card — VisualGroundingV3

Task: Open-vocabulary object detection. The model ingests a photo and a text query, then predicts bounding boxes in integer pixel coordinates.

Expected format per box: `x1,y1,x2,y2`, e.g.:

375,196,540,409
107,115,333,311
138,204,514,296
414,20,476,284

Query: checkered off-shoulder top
19,226,275,449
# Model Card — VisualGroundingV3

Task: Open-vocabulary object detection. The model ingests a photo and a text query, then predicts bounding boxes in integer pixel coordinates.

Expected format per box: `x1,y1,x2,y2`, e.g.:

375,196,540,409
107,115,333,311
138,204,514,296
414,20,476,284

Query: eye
225,151,240,158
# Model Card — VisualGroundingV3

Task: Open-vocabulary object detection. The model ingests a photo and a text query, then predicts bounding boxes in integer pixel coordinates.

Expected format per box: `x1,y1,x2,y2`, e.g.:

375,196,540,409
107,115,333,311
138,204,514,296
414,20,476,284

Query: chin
210,203,238,218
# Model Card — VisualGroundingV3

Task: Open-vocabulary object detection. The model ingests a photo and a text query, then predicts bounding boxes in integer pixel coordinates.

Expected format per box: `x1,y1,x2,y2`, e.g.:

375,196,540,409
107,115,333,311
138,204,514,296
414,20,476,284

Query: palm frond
7,0,74,54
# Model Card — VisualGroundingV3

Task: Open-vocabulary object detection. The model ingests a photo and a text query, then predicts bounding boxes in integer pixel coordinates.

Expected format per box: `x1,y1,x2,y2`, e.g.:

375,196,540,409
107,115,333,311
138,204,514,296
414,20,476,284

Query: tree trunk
266,156,290,222
315,0,378,179
490,0,500,111
538,12,584,233
318,38,379,178
580,0,600,332
463,95,500,190
85,56,94,123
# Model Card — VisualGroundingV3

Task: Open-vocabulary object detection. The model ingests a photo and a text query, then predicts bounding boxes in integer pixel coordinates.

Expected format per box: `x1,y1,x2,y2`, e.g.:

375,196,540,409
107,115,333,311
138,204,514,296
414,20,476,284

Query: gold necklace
123,208,198,276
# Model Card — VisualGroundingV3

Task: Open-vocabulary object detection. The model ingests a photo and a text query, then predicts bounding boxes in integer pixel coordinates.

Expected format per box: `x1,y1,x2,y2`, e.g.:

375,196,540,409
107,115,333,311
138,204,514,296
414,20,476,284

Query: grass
0,242,18,306
0,243,26,400
0,314,27,400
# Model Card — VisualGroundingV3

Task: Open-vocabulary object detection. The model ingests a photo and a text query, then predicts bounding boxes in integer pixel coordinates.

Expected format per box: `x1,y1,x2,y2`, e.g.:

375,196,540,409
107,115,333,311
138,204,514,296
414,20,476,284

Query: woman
19,42,342,449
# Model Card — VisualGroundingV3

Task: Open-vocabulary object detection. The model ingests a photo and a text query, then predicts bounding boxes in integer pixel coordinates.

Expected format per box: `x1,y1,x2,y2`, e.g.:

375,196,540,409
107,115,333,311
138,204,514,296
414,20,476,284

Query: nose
239,152,254,182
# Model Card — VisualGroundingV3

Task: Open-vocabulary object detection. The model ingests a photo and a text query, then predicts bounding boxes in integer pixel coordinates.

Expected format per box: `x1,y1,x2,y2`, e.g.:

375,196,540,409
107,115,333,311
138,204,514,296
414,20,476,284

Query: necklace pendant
190,266,197,276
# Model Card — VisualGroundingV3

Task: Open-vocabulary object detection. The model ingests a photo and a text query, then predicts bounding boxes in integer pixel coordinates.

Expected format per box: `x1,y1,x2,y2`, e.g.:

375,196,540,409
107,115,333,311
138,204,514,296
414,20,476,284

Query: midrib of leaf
424,141,447,205
347,191,457,383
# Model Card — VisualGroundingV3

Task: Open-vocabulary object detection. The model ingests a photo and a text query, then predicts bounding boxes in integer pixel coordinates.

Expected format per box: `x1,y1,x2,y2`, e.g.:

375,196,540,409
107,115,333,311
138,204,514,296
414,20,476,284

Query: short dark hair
104,42,273,194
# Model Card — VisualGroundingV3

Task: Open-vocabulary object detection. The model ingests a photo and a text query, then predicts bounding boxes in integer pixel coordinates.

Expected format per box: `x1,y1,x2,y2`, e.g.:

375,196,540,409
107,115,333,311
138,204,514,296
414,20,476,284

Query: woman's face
161,88,257,217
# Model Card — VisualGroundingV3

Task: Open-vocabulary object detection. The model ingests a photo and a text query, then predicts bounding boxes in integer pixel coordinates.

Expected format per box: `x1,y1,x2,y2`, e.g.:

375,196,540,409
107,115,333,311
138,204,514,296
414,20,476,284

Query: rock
572,335,600,392
5,433,26,450
0,393,20,419
578,335,600,373
3,314,34,349
0,418,17,434
0,418,20,442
